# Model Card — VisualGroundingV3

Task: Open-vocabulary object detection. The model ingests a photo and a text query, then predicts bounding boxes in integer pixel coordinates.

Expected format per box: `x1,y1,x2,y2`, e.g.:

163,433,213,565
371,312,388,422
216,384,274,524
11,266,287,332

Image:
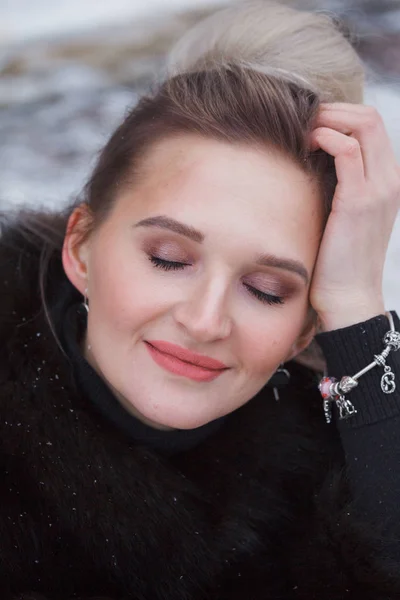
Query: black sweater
1,213,400,599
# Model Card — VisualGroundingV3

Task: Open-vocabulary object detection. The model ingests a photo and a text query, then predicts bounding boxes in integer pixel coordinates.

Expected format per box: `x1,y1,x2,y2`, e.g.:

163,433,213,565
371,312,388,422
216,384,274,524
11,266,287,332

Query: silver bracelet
319,311,400,423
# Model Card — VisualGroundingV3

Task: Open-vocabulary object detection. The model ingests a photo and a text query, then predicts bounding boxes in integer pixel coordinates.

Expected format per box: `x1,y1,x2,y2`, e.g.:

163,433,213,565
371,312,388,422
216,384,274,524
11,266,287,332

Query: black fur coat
1,214,400,600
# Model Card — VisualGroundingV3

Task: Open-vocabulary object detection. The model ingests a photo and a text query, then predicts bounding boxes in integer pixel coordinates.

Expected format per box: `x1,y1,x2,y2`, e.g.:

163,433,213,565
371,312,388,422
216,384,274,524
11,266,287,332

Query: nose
172,275,233,343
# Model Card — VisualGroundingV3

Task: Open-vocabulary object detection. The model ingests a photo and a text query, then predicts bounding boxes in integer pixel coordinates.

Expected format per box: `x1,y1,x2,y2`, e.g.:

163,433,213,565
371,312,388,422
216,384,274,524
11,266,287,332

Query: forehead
115,134,323,262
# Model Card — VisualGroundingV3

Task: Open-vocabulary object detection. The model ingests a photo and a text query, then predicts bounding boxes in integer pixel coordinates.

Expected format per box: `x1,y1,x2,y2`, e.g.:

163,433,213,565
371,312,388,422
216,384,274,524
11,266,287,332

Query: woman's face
63,134,323,430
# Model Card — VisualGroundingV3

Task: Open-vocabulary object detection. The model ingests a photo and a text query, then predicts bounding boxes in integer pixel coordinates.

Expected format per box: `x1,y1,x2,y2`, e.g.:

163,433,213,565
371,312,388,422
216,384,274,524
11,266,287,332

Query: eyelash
148,256,284,306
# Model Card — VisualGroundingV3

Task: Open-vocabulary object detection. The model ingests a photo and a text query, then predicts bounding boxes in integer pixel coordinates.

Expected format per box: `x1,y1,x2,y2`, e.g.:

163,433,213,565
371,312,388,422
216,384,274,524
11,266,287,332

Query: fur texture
1,214,400,600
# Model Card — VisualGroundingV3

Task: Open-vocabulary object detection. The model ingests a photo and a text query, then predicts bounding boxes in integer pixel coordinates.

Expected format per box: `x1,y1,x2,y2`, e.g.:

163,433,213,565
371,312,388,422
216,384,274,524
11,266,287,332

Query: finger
311,127,365,192
309,135,321,152
316,103,389,139
314,104,397,180
319,102,370,112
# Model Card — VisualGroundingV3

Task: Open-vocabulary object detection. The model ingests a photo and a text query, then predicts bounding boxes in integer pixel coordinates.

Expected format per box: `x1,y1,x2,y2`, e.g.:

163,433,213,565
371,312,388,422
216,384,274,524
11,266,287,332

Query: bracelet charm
319,376,358,423
383,329,400,351
335,395,357,420
319,311,398,423
381,365,396,394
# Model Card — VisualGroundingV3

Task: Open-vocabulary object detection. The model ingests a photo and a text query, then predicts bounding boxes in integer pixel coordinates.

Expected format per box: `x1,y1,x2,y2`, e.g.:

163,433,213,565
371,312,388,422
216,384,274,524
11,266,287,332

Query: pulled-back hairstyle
78,0,365,237
2,0,366,368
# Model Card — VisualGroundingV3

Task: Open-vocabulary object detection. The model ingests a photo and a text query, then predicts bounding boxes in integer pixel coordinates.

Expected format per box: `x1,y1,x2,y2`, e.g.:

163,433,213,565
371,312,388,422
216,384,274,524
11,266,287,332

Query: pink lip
146,340,228,369
145,341,228,382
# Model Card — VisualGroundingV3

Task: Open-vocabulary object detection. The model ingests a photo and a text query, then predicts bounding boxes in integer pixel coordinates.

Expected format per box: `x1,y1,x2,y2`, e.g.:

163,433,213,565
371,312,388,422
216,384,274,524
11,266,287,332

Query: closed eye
149,256,189,271
243,283,284,306
148,255,285,306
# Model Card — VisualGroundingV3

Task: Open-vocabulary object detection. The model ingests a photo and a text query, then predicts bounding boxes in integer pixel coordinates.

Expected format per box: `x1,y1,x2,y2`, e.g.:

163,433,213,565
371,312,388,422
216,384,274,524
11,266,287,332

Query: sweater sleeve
283,314,400,597
315,310,400,540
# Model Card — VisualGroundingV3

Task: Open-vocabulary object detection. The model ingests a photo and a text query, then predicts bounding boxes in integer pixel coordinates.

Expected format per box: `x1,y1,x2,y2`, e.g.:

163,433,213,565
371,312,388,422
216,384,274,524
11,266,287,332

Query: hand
308,103,400,331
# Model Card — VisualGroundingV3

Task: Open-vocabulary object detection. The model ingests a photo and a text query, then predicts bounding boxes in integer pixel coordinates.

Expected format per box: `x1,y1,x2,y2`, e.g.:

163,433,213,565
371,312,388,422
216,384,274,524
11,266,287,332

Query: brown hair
82,64,337,238
57,0,366,239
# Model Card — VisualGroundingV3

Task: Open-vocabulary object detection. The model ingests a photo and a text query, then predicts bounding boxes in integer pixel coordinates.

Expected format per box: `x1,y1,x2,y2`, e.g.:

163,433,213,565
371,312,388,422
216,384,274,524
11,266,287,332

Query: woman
1,1,400,598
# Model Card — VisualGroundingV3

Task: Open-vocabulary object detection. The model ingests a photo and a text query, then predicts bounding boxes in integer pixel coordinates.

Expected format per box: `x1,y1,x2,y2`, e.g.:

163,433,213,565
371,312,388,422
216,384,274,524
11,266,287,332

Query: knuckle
343,138,359,156
363,105,379,117
313,127,326,139
362,105,381,131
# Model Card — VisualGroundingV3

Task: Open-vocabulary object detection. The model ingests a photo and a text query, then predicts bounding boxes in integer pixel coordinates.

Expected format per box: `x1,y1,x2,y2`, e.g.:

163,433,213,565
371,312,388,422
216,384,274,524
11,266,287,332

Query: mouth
145,340,228,369
144,341,228,382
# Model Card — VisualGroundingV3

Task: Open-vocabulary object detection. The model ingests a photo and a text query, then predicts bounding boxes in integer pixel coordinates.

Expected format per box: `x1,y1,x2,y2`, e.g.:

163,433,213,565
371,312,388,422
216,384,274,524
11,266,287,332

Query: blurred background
1,0,399,311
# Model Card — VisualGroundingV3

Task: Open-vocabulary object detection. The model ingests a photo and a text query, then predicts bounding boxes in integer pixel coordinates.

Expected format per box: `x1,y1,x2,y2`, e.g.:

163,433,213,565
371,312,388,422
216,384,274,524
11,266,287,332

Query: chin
118,381,224,431
132,402,216,431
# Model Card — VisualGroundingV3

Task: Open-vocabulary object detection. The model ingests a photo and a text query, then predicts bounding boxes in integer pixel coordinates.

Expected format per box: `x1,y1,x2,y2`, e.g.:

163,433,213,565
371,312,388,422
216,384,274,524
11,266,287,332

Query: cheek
239,303,308,376
88,235,174,334
241,324,283,376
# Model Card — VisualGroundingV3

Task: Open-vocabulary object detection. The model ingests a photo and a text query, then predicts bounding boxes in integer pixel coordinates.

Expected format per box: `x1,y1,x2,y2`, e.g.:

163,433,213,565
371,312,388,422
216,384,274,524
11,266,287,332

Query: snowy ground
0,0,399,313
0,0,229,46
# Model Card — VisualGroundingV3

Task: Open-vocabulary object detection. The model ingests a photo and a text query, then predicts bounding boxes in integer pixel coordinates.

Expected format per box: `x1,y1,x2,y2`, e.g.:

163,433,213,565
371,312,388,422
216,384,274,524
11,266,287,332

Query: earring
269,363,291,401
82,287,89,314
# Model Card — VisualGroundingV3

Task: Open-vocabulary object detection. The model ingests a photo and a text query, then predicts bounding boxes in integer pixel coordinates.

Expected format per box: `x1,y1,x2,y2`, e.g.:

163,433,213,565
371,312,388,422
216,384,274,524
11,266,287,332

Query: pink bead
318,376,337,399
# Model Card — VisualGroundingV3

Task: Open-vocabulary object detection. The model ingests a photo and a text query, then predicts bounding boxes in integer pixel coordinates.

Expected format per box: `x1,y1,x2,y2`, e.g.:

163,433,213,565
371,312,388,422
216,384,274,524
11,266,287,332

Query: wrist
315,311,400,428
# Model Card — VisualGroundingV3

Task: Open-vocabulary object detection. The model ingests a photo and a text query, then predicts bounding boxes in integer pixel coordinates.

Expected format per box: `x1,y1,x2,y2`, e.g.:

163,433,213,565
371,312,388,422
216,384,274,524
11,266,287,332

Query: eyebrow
134,215,309,284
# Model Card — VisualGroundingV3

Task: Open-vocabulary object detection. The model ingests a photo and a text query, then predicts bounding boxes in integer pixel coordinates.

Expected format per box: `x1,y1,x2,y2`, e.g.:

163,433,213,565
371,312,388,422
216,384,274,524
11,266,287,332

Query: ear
62,204,93,296
285,306,318,362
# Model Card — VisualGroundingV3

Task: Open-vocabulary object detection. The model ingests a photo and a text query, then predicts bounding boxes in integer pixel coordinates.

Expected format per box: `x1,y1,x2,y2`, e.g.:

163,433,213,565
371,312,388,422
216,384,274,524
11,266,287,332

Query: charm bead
338,376,358,394
319,377,337,399
384,330,400,351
